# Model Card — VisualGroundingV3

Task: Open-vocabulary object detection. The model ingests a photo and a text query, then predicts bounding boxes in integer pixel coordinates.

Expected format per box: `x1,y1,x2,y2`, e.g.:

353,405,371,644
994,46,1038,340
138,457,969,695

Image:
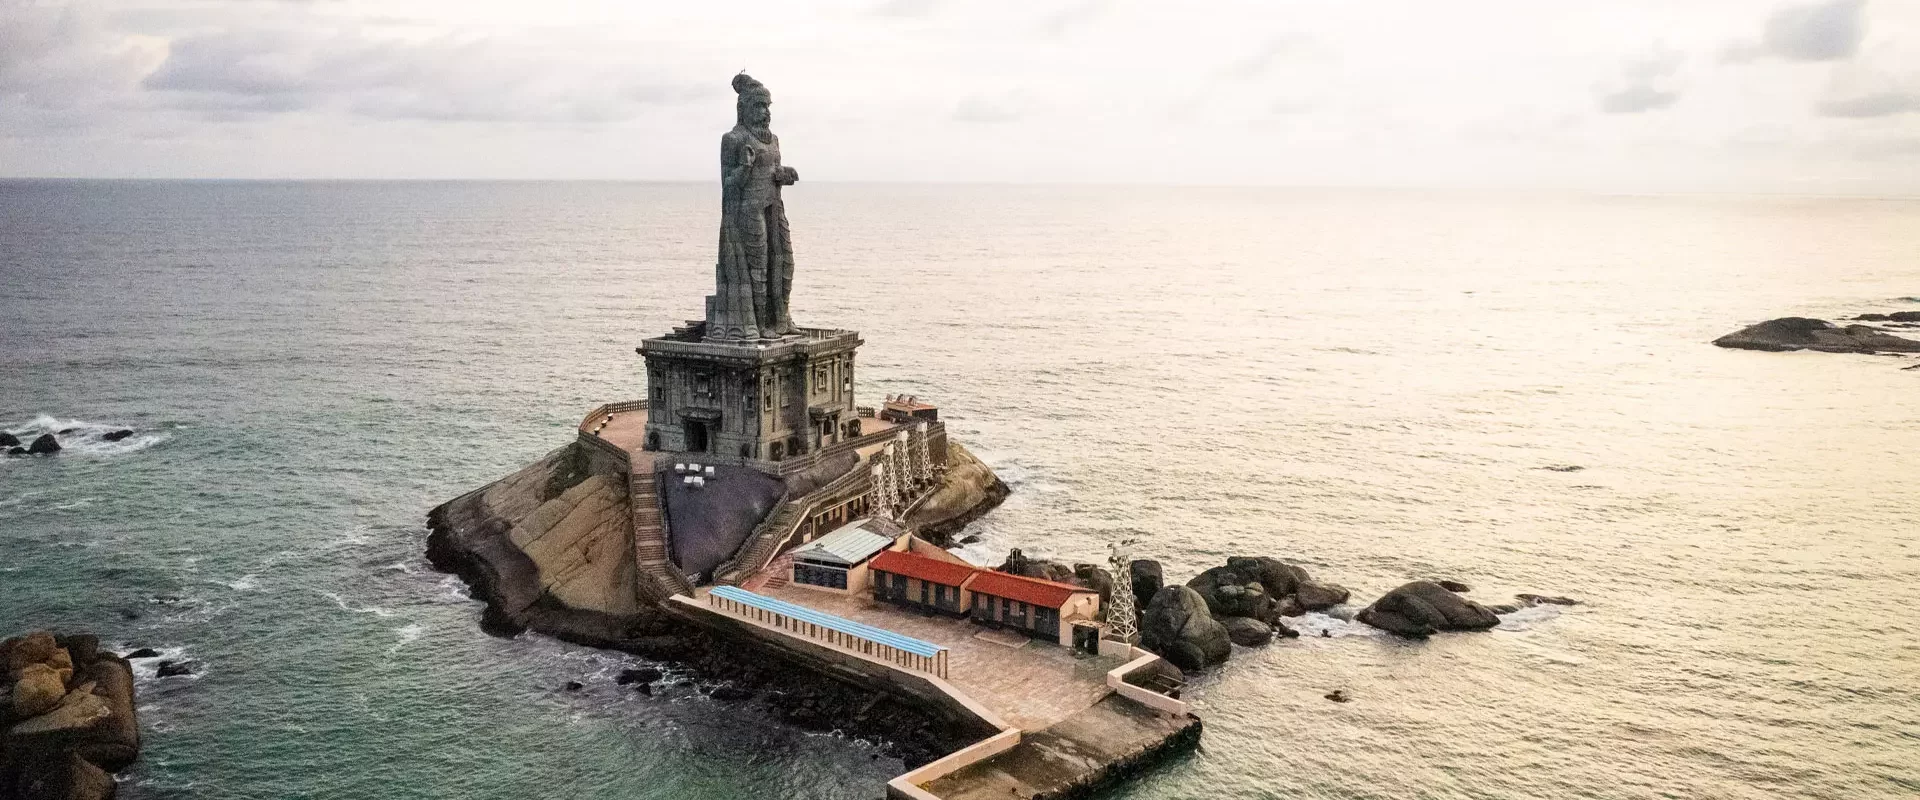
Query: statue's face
745,100,771,127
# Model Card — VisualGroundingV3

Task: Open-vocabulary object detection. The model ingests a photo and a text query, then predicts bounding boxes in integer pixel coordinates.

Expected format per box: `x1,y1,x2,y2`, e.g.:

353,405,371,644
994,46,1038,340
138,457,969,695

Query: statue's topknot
732,72,770,99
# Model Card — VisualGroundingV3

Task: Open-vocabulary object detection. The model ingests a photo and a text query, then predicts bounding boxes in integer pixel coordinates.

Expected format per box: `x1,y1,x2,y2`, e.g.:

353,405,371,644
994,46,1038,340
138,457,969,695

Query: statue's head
733,72,772,128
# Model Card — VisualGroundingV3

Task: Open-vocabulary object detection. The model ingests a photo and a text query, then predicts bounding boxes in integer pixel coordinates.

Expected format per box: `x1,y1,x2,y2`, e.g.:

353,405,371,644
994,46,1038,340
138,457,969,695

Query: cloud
1218,34,1317,80
1725,0,1866,63
869,0,940,18
140,27,710,124
1819,89,1920,116
1597,48,1683,113
951,93,1025,123
1818,60,1920,118
1037,1,1108,37
0,1,166,107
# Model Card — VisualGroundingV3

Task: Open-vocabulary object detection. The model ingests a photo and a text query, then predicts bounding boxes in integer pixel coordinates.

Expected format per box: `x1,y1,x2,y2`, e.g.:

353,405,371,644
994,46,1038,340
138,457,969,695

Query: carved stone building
639,322,863,459
638,73,866,460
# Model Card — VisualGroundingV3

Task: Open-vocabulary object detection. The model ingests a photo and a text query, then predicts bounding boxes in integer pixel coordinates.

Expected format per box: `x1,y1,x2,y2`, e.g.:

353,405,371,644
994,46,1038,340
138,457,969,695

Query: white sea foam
227,574,259,591
388,622,427,654
122,646,192,682
321,591,396,617
1495,603,1563,631
4,414,169,458
1293,609,1383,639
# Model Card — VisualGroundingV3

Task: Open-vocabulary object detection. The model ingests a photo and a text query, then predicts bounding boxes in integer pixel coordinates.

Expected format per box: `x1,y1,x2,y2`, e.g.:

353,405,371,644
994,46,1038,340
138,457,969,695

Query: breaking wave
3,414,168,457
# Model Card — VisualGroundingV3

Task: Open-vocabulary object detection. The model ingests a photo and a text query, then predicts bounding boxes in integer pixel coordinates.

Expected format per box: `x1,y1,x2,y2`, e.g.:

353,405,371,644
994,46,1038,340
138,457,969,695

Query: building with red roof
867,541,1106,645
869,549,981,615
963,570,1101,645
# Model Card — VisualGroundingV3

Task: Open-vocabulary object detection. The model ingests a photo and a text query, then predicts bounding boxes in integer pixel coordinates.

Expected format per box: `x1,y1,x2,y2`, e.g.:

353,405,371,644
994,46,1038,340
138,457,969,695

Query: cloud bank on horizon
1,0,1916,192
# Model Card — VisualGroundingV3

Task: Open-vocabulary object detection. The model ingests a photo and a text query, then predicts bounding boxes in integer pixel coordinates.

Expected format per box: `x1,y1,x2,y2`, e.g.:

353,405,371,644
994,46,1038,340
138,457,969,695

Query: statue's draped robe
711,125,795,340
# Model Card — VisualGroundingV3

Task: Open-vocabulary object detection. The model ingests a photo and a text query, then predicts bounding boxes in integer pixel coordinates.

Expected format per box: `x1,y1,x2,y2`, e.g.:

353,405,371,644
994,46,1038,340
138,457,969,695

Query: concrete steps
628,465,693,597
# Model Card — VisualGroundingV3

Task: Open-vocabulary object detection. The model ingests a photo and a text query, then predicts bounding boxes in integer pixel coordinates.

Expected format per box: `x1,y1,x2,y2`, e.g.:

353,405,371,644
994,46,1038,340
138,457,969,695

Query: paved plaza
762,585,1121,730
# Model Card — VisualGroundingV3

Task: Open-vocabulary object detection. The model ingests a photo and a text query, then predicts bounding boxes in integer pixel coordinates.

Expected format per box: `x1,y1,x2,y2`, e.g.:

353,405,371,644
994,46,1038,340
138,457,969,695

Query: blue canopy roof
709,585,946,658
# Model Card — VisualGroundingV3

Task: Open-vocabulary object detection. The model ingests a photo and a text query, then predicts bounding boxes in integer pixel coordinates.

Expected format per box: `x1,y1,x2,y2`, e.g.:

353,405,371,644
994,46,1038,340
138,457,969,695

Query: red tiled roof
869,550,980,588
964,569,1098,610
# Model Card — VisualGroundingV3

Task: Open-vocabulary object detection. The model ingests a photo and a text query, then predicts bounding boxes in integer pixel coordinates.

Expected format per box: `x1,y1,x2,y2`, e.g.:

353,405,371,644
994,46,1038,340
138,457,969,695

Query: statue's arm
721,134,751,190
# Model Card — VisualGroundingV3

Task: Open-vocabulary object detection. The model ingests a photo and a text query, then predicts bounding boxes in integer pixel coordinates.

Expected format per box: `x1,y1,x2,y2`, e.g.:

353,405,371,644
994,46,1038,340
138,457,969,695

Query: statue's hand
775,166,799,186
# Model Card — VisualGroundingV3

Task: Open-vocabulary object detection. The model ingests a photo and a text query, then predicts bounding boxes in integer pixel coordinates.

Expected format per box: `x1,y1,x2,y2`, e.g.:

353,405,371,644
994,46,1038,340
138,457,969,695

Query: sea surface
2,180,1916,799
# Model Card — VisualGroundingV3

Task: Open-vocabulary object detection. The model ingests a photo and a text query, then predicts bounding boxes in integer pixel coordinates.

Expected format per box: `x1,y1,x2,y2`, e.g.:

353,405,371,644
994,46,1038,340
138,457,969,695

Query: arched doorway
683,420,708,453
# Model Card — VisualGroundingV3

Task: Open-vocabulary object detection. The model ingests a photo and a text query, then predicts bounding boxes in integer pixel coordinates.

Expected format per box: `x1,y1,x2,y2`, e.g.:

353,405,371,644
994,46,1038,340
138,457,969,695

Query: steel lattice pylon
1104,541,1139,644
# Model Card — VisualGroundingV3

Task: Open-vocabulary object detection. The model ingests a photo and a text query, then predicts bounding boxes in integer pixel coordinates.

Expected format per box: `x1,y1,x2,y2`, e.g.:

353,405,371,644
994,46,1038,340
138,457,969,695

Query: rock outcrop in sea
1,631,140,800
1355,581,1503,638
1713,317,1920,354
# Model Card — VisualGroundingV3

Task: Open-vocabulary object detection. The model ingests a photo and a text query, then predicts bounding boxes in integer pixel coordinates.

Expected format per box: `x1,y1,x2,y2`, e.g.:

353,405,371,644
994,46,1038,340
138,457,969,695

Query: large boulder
1129,559,1163,612
5,631,61,679
1294,580,1351,612
11,663,67,718
15,751,116,800
0,431,18,447
1186,564,1278,623
1140,586,1231,671
1071,564,1115,606
1357,581,1503,639
26,434,61,455
1226,556,1308,597
1221,616,1273,647
1713,317,1920,354
997,549,1075,584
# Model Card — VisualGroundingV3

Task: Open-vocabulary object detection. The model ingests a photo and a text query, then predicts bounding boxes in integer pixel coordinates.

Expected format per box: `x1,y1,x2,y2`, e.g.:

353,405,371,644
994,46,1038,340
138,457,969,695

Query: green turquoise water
3,181,1915,799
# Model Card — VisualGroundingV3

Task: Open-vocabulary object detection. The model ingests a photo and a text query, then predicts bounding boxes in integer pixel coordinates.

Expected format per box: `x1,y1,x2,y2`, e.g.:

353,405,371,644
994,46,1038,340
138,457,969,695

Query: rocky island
428,74,1195,800
1713,315,1920,355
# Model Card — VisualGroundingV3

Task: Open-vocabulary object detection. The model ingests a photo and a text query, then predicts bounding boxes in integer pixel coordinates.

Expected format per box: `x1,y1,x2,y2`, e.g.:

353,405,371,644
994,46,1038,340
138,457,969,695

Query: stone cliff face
426,443,673,646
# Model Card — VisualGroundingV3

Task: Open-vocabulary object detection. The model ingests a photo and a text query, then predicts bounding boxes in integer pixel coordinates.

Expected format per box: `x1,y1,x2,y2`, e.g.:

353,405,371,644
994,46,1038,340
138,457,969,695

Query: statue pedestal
638,325,863,463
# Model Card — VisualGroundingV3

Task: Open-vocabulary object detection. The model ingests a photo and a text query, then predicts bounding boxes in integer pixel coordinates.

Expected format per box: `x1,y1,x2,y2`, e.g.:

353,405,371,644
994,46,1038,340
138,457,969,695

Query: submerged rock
1713,317,1920,354
1357,581,1502,639
0,431,18,447
101,429,134,442
615,667,662,686
155,660,195,678
26,434,61,455
1140,586,1231,671
122,648,161,660
1517,593,1580,606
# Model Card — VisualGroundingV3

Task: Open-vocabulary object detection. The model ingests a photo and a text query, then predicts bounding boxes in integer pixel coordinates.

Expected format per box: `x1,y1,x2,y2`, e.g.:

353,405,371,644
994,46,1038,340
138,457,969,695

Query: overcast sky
2,0,1917,192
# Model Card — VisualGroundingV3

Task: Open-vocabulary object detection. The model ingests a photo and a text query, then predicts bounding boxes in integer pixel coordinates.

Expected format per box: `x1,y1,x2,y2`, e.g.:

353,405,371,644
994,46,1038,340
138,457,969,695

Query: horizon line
1,176,1915,201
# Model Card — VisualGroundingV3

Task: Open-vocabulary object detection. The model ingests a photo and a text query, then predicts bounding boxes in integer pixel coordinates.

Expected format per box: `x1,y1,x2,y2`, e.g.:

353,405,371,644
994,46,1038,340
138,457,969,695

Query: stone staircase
717,498,807,586
743,553,794,592
629,461,694,597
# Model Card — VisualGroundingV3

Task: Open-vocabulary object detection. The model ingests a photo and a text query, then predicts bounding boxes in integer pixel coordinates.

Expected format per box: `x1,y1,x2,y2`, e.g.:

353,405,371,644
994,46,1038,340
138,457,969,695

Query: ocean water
2,180,1916,799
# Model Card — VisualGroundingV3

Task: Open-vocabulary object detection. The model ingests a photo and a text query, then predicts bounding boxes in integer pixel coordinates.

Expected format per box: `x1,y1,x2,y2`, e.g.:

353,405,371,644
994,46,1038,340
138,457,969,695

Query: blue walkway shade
710,585,946,658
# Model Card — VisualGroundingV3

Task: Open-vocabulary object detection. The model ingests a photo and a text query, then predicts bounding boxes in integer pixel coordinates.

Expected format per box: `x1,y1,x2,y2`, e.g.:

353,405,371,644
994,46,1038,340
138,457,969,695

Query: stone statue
707,72,800,341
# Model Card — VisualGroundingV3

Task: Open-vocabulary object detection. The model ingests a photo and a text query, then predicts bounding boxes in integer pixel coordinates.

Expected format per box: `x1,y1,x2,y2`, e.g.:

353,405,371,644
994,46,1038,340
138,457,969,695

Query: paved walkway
595,409,650,453
762,585,1120,730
